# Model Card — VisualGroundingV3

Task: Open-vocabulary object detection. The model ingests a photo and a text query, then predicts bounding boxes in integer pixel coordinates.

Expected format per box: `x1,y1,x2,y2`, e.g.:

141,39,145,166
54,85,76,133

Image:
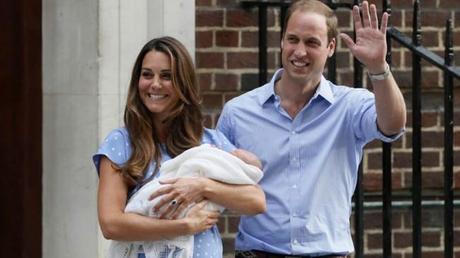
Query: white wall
98,0,196,144
43,0,195,257
42,0,99,257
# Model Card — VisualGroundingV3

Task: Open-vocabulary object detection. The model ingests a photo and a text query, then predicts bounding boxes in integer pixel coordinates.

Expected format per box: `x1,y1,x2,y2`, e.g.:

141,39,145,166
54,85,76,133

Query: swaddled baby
108,144,263,258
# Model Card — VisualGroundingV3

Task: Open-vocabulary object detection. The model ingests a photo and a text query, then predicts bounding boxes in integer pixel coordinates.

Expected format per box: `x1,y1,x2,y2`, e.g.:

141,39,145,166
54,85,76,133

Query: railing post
279,1,287,70
352,1,364,258
258,3,268,85
382,1,393,257
411,1,422,258
240,2,460,258
354,163,364,258
327,52,337,83
325,1,337,83
279,0,287,35
443,17,454,258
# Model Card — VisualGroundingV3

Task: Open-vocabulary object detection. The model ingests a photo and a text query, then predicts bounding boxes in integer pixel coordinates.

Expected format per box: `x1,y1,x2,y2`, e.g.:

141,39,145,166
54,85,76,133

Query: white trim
43,0,195,257
148,0,196,58
96,1,195,257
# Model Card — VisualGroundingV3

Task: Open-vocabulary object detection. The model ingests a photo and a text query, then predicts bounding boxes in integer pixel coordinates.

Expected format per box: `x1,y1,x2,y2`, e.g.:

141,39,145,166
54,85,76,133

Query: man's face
281,10,335,85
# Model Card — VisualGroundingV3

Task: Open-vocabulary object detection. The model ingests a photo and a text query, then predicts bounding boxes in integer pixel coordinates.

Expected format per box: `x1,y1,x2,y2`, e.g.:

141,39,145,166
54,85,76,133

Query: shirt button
293,239,299,244
291,131,296,134
292,185,297,189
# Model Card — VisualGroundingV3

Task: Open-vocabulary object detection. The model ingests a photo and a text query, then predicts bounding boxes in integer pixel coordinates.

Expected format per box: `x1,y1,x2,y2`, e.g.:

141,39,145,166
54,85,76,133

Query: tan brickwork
195,0,460,256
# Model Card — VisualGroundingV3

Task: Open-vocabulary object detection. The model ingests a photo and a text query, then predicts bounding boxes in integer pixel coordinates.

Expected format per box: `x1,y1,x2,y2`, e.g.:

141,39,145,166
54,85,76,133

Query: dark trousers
235,250,346,258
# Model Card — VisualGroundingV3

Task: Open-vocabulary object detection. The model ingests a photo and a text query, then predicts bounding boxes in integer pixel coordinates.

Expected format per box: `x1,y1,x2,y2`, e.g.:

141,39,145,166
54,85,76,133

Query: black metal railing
443,16,455,258
240,0,459,257
411,2,422,257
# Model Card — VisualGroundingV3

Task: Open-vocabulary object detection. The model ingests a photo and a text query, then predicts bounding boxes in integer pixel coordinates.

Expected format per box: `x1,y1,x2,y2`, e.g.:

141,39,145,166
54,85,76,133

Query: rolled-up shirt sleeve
351,90,404,144
216,104,236,145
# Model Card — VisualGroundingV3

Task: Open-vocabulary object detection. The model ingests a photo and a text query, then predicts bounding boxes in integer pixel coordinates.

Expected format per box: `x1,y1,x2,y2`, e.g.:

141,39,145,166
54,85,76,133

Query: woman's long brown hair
119,36,203,185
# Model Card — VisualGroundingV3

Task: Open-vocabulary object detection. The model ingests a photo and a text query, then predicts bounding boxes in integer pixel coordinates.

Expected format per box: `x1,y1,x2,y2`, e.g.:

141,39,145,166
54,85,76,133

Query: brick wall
195,0,460,256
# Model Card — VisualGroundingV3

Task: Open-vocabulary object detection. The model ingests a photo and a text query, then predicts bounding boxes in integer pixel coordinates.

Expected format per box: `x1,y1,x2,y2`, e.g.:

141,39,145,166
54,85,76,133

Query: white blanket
108,144,263,258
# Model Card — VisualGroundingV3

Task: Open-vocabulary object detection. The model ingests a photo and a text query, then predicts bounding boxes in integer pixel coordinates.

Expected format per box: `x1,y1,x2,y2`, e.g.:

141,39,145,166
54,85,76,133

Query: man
216,0,406,257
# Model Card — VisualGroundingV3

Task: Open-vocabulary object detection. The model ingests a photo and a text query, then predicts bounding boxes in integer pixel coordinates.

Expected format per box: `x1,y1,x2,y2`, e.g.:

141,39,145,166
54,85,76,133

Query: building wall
42,0,99,257
195,0,460,257
1,0,42,257
42,0,194,257
39,0,459,256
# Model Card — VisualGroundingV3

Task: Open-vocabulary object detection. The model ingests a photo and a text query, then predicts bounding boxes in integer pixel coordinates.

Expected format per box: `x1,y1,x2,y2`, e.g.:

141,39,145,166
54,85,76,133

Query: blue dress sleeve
92,128,131,175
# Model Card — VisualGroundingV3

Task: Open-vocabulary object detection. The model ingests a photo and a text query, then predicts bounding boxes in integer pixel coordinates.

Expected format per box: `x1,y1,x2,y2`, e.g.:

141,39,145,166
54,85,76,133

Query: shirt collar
314,75,335,104
258,69,335,105
258,69,284,105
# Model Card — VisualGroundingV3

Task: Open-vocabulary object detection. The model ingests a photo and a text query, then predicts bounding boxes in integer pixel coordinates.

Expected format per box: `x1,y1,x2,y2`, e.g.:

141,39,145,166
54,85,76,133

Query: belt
236,250,346,258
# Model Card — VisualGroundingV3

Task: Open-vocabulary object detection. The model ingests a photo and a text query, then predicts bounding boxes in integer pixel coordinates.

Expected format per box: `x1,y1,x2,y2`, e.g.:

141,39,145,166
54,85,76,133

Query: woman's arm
151,177,266,219
149,146,266,219
97,156,219,241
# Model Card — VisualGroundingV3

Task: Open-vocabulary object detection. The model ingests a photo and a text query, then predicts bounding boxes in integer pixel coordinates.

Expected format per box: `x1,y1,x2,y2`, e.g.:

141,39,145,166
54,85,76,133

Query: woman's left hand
149,177,209,219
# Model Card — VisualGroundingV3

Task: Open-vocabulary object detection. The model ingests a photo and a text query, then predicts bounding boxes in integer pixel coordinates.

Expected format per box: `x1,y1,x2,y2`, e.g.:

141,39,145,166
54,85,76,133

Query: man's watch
368,64,391,81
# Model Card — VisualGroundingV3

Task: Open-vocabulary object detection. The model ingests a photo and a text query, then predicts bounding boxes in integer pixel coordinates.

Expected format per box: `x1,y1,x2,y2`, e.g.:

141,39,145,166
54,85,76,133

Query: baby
109,144,263,258
231,148,262,170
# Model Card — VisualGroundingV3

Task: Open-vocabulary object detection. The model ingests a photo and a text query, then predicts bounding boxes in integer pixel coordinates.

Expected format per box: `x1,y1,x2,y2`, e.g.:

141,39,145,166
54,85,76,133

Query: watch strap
368,64,391,81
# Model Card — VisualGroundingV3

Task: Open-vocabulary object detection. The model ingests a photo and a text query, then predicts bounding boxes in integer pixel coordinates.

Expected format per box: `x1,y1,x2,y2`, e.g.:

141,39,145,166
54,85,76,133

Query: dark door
0,0,42,257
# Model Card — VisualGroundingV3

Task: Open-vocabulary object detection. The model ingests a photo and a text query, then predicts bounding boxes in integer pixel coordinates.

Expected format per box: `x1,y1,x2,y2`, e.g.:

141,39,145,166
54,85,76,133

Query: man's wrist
368,63,391,81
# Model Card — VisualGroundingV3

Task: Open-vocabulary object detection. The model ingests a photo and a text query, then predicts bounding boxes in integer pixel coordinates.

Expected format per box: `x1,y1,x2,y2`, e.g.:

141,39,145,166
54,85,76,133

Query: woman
93,36,265,258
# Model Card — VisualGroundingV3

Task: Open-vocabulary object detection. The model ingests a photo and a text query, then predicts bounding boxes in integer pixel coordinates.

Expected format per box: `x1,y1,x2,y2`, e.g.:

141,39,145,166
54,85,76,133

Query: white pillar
98,0,195,143
43,0,195,257
147,0,196,58
97,1,195,256
42,0,99,257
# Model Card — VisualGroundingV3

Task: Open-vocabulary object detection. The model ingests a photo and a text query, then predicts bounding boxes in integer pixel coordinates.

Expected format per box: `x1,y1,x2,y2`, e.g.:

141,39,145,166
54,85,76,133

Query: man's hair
282,0,338,42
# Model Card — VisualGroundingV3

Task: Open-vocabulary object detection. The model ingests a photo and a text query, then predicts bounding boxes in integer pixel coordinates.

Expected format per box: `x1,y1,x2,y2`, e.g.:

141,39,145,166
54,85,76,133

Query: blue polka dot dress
93,127,235,258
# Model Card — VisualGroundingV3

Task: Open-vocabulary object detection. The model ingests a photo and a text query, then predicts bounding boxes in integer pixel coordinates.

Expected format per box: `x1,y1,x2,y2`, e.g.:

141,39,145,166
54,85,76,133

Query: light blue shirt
93,127,235,258
216,69,403,256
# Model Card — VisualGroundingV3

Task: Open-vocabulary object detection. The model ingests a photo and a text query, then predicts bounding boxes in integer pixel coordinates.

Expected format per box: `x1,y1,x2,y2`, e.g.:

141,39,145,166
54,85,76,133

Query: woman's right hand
183,201,219,235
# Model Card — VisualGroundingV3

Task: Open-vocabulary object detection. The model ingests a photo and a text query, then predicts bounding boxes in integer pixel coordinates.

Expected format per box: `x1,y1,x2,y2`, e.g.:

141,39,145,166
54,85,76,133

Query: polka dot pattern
192,226,222,258
92,127,232,258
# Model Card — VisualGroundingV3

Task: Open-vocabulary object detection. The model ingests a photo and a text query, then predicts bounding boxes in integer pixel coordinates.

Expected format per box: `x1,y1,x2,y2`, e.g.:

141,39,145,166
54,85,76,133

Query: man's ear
328,38,336,57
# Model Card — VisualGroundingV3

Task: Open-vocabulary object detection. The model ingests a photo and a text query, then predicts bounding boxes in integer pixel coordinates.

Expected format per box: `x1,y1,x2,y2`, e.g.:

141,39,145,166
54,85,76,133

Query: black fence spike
411,0,422,257
382,3,393,258
443,17,454,258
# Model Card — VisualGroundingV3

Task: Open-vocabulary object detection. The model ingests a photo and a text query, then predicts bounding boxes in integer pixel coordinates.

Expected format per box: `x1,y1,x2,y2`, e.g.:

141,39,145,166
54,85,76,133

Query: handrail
356,199,460,209
240,1,460,80
388,27,460,80
237,1,458,257
241,0,353,9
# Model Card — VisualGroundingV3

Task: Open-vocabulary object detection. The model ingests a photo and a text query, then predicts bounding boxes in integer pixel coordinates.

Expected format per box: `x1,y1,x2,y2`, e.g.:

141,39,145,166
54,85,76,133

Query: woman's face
138,50,180,124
